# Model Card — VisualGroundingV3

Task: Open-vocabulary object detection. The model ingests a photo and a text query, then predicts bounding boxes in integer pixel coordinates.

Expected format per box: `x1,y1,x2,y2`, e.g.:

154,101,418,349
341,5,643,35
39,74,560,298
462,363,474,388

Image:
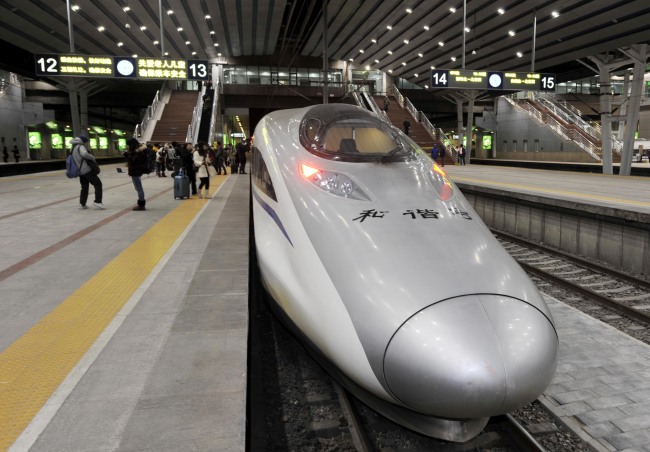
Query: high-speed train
251,104,558,442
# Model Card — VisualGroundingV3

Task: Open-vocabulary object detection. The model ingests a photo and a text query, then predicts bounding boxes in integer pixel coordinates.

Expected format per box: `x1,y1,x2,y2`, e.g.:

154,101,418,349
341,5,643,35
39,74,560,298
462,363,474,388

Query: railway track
494,230,650,329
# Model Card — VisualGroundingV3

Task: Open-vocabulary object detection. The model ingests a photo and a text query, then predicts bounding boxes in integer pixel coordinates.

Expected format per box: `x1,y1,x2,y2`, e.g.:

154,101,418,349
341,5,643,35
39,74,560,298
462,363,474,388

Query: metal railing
133,85,168,140
185,86,206,144
504,95,601,161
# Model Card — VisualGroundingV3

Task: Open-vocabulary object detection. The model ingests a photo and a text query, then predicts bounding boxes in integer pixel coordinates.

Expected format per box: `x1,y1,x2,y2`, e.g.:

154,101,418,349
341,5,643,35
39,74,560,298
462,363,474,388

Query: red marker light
300,163,320,178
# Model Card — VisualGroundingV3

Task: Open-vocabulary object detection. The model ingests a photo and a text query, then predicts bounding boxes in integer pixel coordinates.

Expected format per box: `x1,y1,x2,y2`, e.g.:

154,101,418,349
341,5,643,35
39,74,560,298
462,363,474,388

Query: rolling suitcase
174,168,190,199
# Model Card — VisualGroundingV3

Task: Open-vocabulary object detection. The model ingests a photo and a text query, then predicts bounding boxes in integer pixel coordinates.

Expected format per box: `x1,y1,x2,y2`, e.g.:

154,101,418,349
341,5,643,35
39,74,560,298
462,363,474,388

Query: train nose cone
384,295,557,419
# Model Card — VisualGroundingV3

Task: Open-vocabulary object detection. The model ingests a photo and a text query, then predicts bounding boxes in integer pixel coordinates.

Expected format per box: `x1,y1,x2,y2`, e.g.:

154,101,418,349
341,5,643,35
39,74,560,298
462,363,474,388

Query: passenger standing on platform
71,135,104,209
403,120,411,136
12,145,20,163
155,145,168,177
215,141,227,175
383,96,390,112
439,144,446,167
124,137,148,211
431,143,439,163
458,144,466,165
181,143,198,196
193,144,212,198
2,145,8,163
236,138,250,174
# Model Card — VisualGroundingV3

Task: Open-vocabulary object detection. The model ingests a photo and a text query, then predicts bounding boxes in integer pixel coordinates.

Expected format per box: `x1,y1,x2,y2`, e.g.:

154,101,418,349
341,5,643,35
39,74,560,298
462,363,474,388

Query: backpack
66,147,82,178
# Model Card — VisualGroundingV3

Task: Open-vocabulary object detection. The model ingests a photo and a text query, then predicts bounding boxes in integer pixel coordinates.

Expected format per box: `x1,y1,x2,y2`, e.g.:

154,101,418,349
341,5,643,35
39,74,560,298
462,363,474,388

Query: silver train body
251,104,558,442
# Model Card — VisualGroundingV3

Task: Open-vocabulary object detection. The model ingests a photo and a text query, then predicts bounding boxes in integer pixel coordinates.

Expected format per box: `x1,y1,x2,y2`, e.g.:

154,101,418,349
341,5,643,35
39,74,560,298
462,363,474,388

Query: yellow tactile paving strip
0,194,213,450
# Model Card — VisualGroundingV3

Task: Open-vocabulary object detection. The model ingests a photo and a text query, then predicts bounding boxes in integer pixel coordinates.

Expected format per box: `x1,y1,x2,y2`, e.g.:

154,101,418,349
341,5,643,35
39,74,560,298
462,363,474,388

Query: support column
589,58,613,174
466,91,476,164
618,70,630,140
456,96,464,161
79,89,89,138
620,44,647,176
67,79,81,138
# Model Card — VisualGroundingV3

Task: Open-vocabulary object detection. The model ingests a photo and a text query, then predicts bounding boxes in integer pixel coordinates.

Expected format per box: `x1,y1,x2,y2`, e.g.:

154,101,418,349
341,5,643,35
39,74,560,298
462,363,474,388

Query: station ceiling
1,0,649,86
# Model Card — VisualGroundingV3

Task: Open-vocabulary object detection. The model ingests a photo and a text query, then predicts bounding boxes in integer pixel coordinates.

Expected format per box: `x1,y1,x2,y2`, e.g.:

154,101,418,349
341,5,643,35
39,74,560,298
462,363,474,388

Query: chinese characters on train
352,208,472,222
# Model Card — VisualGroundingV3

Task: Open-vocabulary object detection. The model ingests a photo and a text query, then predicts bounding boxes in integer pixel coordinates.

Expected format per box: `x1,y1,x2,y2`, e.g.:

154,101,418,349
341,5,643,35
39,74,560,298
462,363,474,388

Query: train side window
252,147,277,201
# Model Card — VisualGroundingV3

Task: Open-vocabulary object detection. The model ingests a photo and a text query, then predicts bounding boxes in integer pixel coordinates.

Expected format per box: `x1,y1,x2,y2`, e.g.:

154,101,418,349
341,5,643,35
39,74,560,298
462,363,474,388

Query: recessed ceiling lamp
185,40,191,45
132,54,138,58
97,26,105,32
213,43,219,47
140,25,146,30
406,8,412,13
371,39,377,43
403,39,409,44
498,8,505,14
516,51,523,57
551,11,560,18
449,7,456,13
402,62,406,66
177,27,183,31
359,49,364,53
117,42,124,47
374,59,379,63
205,15,211,19
167,9,173,15
451,56,456,61
508,30,515,36
386,25,392,30
418,53,423,58
423,25,429,31
387,50,393,54
210,31,215,35
123,6,130,12
71,5,80,11
192,51,197,55
153,40,159,45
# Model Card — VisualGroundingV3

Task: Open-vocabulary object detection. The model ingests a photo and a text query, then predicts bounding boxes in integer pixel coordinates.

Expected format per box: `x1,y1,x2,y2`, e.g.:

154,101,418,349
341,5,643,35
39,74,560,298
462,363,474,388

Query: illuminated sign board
431,69,555,92
99,137,109,150
28,131,42,149
35,54,209,80
36,55,114,77
51,134,63,150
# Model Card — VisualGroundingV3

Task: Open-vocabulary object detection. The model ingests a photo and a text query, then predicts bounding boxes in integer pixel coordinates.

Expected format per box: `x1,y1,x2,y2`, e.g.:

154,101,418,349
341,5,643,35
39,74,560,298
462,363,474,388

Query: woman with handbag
193,143,215,198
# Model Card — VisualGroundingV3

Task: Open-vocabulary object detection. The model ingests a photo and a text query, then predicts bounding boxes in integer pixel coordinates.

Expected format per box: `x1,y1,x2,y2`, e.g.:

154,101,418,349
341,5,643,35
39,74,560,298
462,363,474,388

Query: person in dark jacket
2,146,8,163
124,137,148,210
180,143,198,195
236,137,251,174
403,120,410,136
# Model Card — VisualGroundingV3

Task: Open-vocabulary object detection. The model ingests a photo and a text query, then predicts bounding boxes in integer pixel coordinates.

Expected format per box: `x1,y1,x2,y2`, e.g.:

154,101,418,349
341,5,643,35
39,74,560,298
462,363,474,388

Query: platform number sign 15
540,74,555,92
188,61,210,80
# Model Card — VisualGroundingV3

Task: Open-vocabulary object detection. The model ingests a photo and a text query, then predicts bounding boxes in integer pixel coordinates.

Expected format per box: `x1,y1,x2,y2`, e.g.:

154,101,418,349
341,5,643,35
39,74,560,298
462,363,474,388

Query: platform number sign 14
431,70,449,88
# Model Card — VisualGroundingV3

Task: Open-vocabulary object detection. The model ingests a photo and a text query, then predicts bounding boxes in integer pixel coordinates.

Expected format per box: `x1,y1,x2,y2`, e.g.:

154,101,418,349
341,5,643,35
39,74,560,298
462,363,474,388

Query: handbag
87,159,101,175
207,163,217,177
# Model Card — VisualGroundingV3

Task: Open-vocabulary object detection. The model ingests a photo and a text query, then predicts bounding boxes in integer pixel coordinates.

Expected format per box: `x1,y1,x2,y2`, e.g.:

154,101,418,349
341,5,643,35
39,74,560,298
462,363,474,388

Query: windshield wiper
380,146,412,163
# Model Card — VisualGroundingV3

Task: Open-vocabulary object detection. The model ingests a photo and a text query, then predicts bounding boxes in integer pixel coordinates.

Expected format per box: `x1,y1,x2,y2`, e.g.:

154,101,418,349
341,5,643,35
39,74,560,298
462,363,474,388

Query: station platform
1,162,650,451
0,164,249,451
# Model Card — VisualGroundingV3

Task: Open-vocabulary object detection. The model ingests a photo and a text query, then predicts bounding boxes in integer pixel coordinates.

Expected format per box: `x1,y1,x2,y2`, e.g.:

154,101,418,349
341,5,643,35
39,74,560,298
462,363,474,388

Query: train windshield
299,104,418,162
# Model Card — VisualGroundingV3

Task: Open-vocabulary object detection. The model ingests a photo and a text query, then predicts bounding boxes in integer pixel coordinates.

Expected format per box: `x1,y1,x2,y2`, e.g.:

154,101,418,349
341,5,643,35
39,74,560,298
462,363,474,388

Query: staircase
374,95,454,165
149,90,198,144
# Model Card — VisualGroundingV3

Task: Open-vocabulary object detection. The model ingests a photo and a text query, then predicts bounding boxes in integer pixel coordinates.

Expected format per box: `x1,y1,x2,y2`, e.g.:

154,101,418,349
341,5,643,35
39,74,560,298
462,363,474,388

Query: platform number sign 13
431,69,450,88
188,60,210,80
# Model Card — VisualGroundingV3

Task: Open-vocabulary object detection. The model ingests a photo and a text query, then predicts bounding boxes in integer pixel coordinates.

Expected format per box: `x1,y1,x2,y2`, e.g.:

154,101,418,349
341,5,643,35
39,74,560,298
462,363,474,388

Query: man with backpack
70,135,104,209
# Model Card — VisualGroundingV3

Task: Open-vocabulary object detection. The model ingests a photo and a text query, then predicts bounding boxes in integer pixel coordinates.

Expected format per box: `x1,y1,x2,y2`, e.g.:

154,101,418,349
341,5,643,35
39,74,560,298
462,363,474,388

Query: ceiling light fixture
406,8,412,13
498,8,505,14
167,9,173,15
438,41,444,46
117,42,124,47
71,5,80,11
371,39,377,43
403,39,409,44
140,25,146,30
192,51,197,55
508,30,515,36
210,31,215,35
153,40,159,45
424,25,429,31
387,50,392,54
177,27,183,31
374,59,379,63
516,51,523,57
97,26,105,32
451,56,456,61
123,6,130,12
464,27,470,32
414,73,418,77
185,40,191,45
132,54,138,58
213,43,219,47
418,53,423,58
205,15,211,19
402,62,406,66
552,11,560,18
449,7,456,13
386,25,392,30
359,49,364,53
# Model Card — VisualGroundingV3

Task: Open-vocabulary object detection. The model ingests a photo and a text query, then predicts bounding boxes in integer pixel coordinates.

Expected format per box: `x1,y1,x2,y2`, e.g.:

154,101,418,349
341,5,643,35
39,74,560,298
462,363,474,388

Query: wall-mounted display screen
28,131,42,149
51,133,63,149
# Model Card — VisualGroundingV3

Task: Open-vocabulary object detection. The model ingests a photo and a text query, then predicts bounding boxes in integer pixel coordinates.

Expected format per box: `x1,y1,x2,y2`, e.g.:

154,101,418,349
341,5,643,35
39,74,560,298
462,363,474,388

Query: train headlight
300,164,370,200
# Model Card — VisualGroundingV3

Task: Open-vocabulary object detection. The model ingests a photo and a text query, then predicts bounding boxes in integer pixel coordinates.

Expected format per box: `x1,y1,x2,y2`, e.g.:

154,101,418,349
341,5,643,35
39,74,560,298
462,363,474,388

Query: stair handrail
530,92,623,155
207,81,220,145
185,86,206,144
505,95,601,161
133,85,167,140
